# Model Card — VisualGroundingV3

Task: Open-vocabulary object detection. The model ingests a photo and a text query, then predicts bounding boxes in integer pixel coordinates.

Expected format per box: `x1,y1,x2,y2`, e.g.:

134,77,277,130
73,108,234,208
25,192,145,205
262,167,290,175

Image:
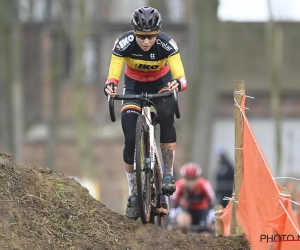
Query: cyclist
169,162,216,232
104,6,188,220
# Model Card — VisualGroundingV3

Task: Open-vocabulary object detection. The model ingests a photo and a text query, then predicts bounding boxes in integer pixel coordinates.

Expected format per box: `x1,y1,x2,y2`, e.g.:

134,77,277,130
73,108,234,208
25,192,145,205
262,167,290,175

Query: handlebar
108,91,180,122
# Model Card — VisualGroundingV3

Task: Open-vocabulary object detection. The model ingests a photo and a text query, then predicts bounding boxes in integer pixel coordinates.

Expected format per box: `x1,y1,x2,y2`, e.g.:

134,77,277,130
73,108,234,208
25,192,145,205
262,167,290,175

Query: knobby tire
135,115,151,224
150,157,165,227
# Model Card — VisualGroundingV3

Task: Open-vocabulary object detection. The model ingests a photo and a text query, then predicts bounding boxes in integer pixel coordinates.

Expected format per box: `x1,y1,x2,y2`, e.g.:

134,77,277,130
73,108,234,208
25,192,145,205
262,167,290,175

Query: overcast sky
19,0,300,23
218,0,300,22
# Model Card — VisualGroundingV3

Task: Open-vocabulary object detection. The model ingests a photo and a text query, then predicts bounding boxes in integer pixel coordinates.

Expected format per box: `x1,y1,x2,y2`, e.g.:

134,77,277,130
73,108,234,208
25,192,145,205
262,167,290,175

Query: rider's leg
160,142,176,176
124,164,136,196
154,86,177,195
176,211,192,234
121,77,142,219
122,111,140,219
160,142,177,195
189,208,209,233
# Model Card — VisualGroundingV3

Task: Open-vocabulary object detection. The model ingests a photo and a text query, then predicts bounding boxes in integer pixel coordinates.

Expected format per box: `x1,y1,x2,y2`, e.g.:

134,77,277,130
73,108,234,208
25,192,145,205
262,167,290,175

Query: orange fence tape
221,95,300,250
219,199,233,236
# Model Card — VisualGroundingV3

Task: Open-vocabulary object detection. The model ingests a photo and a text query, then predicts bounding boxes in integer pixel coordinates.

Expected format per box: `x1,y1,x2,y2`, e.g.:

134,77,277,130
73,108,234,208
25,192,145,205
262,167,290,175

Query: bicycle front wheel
135,115,152,224
152,159,166,228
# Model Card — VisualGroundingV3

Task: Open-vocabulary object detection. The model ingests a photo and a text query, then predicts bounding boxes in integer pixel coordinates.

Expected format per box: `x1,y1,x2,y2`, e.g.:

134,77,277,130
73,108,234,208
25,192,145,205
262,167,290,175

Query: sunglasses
135,34,157,40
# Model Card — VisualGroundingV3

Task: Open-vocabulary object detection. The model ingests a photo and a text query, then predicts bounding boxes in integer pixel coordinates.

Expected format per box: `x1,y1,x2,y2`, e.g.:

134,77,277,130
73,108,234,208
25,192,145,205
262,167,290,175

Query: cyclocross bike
107,87,180,227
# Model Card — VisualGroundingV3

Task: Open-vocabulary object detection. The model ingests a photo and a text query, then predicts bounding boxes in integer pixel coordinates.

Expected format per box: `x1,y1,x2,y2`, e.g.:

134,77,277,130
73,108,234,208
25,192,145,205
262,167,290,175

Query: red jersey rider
170,163,215,230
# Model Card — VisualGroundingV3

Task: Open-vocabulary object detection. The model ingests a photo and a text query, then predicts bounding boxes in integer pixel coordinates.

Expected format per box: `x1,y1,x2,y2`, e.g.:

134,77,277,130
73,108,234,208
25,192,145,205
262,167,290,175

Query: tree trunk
45,1,68,170
11,0,24,161
45,0,52,21
0,0,11,152
148,0,168,20
44,31,61,170
71,0,93,179
266,0,283,176
28,0,35,21
185,0,219,178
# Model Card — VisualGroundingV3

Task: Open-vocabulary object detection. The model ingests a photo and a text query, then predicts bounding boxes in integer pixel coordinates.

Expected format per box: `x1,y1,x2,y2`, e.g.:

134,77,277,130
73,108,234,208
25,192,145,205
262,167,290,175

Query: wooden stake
230,81,245,235
214,204,224,236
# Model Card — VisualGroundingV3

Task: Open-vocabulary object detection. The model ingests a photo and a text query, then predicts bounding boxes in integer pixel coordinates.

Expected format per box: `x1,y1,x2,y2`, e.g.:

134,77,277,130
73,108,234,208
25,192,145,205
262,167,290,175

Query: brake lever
173,89,177,100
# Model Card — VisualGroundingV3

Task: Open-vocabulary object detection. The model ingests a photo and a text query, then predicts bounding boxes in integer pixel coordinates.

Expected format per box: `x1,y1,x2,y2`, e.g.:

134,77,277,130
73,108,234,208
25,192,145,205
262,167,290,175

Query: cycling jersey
105,31,187,91
171,178,215,210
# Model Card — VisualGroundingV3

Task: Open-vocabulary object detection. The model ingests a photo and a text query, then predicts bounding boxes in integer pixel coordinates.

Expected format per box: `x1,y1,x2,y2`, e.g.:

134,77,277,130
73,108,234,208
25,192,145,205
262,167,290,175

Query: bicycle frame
133,104,169,214
133,106,161,172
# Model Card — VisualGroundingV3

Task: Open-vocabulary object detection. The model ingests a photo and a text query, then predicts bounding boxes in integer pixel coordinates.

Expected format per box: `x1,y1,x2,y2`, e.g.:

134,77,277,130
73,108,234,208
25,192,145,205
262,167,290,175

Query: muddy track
0,153,250,250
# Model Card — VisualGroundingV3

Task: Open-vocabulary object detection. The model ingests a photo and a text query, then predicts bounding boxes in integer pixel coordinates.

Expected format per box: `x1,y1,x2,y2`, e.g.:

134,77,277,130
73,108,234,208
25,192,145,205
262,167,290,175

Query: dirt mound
0,153,250,250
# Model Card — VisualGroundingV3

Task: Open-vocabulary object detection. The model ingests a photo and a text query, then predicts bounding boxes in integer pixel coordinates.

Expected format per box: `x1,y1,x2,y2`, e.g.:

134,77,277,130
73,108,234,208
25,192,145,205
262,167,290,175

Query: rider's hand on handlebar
168,80,179,92
104,83,117,97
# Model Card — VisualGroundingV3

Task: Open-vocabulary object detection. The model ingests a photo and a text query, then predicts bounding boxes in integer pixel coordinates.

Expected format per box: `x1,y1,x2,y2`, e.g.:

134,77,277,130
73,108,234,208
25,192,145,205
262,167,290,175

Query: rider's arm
105,33,131,86
168,53,188,92
158,33,188,92
169,180,184,222
202,180,216,205
105,54,125,86
170,179,184,207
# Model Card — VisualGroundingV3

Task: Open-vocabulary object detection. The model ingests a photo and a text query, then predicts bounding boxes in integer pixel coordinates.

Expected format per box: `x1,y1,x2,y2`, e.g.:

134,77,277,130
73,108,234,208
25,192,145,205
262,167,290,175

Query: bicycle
107,87,180,227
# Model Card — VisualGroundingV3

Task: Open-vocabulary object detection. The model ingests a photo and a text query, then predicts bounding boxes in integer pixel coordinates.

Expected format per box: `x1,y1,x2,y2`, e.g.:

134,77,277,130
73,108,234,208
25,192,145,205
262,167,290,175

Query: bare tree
45,0,68,169
266,0,283,176
11,0,24,161
0,0,13,152
71,0,93,179
28,0,35,21
0,0,24,158
185,0,220,178
148,0,168,19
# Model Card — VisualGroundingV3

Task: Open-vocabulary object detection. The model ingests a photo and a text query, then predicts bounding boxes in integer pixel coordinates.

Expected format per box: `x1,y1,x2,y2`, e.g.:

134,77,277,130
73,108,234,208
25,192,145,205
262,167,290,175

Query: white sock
126,172,137,195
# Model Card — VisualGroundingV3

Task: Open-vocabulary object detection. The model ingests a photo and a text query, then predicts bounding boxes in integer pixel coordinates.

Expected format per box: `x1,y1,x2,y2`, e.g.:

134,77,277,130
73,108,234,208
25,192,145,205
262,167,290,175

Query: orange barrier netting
219,95,300,249
219,199,233,236
267,195,300,249
298,193,300,228
235,95,300,250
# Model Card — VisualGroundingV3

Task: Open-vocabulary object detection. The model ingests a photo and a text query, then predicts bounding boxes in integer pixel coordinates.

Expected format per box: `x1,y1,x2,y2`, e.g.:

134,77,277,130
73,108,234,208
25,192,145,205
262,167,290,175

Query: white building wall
209,118,300,182
109,0,148,22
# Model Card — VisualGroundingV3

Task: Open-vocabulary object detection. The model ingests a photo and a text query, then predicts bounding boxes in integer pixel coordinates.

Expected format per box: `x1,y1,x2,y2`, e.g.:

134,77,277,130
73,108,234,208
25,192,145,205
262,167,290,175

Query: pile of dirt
0,153,250,250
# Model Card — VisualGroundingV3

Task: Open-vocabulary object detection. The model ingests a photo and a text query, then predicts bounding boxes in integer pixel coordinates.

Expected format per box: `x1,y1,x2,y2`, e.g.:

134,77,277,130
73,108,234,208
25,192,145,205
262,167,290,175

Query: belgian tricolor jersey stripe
106,31,187,85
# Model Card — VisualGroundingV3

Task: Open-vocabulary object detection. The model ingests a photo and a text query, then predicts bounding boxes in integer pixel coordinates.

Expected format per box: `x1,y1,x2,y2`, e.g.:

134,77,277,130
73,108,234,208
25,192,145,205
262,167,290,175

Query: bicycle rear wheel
135,115,152,224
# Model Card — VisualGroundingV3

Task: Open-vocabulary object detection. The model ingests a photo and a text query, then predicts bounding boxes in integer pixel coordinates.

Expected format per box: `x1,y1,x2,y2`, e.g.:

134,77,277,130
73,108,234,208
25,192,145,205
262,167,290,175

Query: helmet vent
131,6,162,32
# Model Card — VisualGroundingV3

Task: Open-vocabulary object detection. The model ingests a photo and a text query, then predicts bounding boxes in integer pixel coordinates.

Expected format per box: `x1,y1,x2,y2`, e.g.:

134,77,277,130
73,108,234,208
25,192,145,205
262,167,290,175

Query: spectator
215,147,234,207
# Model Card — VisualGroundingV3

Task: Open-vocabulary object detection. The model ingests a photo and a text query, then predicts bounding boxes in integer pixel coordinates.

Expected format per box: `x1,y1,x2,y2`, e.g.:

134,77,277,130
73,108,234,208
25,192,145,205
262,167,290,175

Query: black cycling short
188,208,209,230
121,71,176,165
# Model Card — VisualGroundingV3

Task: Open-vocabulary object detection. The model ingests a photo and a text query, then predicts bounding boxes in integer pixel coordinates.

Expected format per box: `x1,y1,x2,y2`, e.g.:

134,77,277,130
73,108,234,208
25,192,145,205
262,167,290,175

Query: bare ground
0,153,250,250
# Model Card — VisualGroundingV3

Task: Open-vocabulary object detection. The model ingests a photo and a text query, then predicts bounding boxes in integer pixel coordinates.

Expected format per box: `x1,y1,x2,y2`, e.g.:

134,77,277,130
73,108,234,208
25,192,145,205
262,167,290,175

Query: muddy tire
135,115,151,224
